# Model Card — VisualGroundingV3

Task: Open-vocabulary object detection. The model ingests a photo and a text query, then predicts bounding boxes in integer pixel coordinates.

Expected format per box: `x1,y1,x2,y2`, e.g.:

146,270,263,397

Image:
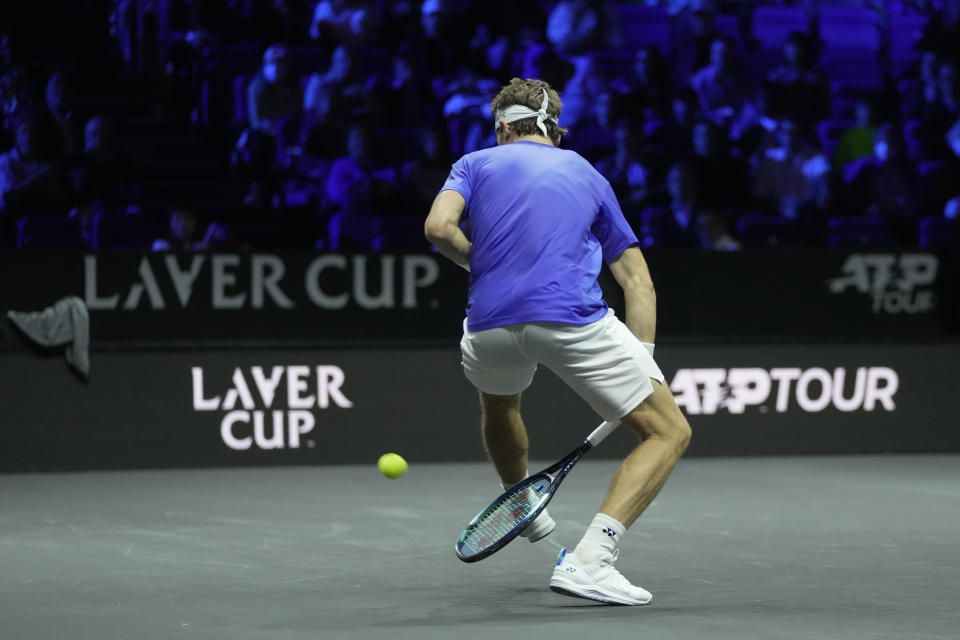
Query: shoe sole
548,575,652,606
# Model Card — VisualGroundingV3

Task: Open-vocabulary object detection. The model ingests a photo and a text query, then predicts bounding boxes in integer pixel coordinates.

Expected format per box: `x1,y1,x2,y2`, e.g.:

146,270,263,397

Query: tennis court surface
2,454,957,640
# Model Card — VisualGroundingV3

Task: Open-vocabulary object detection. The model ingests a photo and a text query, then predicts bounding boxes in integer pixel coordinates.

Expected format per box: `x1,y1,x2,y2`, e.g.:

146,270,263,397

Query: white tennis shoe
519,508,555,542
549,547,652,605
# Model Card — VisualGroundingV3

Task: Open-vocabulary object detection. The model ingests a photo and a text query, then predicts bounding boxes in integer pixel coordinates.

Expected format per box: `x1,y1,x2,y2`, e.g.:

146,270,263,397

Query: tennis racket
455,420,620,563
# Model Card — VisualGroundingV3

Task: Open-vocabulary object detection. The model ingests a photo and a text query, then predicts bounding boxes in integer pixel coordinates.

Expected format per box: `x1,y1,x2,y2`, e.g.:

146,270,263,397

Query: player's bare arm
425,189,472,271
608,246,657,344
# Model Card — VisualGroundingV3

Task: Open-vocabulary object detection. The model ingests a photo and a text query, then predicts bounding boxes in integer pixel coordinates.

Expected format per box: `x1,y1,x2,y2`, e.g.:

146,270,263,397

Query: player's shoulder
556,147,611,186
452,145,502,171
561,146,600,171
457,144,603,180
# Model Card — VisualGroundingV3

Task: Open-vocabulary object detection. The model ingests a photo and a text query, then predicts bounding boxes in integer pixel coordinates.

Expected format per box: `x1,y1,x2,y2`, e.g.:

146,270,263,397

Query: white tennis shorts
460,309,665,421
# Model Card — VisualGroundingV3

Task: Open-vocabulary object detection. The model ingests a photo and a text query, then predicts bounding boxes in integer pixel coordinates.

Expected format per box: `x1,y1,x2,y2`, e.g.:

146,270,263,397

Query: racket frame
454,420,619,562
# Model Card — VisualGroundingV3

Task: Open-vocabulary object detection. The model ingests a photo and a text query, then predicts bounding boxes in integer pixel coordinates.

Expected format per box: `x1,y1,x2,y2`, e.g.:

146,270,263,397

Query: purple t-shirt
441,140,638,331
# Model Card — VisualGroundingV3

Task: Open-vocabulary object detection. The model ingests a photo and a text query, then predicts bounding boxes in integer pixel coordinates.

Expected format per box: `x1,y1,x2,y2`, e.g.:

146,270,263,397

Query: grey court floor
1,455,958,640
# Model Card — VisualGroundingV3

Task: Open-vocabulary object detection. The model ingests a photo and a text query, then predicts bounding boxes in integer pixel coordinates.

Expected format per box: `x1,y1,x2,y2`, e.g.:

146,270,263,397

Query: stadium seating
819,6,884,89
15,215,86,249
827,215,896,247
917,217,958,248
736,214,802,247
751,6,809,51
616,4,672,54
90,212,157,250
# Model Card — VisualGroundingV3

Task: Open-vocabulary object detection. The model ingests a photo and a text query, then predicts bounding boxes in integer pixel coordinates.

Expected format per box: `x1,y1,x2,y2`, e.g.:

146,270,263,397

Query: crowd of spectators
1,0,959,251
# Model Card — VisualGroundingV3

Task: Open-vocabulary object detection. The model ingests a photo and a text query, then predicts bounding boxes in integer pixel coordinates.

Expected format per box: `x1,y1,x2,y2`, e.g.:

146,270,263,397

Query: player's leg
478,391,556,541
479,391,528,485
552,386,690,605
596,381,691,527
461,325,555,541
533,313,689,604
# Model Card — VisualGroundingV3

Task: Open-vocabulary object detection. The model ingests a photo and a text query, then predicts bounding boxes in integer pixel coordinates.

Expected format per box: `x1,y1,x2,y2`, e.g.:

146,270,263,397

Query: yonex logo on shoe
602,527,617,538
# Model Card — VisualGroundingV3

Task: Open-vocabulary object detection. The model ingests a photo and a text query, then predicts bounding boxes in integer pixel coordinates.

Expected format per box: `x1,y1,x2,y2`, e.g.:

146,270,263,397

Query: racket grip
585,420,620,447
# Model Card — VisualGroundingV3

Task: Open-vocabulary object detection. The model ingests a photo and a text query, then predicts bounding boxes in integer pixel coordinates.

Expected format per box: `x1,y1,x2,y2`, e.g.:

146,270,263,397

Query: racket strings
461,482,548,552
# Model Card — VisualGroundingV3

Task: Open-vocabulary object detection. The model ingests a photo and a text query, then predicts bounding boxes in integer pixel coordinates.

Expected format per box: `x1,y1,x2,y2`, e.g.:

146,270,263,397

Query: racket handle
585,420,620,447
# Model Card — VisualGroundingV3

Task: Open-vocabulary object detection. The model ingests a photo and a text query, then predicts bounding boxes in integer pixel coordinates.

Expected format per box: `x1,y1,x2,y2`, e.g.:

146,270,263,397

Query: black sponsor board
0,251,468,345
0,249,954,346
639,248,954,339
1,343,956,472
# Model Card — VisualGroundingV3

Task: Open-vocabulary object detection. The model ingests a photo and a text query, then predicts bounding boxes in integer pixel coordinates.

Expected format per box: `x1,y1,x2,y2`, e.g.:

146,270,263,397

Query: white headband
494,88,558,137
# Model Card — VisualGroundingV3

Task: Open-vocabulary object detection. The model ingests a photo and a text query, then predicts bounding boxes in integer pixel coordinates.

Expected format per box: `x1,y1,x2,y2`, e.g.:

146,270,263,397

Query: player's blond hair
490,78,568,145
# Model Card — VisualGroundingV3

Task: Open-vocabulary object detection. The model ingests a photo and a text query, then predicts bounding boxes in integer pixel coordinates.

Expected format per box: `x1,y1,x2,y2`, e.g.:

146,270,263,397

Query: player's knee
672,416,692,454
654,413,691,454
621,405,690,453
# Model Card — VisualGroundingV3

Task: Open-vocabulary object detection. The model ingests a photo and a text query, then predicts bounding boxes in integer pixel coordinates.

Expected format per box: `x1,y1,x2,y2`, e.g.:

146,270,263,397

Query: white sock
499,470,528,490
573,513,625,564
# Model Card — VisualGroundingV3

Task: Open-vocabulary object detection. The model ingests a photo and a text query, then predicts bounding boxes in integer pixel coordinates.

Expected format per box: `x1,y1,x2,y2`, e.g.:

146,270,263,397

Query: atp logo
670,367,898,415
828,253,937,314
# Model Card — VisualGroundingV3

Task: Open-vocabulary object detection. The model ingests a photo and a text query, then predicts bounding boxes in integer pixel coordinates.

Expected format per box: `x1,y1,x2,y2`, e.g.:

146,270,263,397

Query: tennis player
425,78,691,606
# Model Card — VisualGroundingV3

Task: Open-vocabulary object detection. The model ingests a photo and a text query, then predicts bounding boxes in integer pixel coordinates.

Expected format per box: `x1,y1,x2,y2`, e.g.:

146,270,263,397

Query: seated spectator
642,87,701,168
69,116,132,210
752,118,830,222
466,24,512,79
368,54,433,127
660,162,703,247
567,90,620,164
0,112,58,214
649,120,745,250
157,24,205,121
689,36,745,125
613,45,673,120
302,45,369,128
595,119,650,214
546,0,604,56
44,71,81,158
913,58,960,162
672,3,720,84
899,50,941,120
520,43,576,96
844,124,923,233
462,0,548,51
834,100,877,172
729,87,776,160
440,67,499,157
0,33,29,140
412,0,471,78
234,44,302,207
399,126,452,213
249,44,301,136
309,0,370,44
645,161,740,250
558,54,609,131
152,208,243,251
689,119,748,218
765,32,830,126
323,123,396,249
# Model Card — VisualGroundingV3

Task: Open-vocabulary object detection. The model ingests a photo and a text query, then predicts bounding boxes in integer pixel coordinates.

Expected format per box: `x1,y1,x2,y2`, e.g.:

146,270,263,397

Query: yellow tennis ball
377,453,408,478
